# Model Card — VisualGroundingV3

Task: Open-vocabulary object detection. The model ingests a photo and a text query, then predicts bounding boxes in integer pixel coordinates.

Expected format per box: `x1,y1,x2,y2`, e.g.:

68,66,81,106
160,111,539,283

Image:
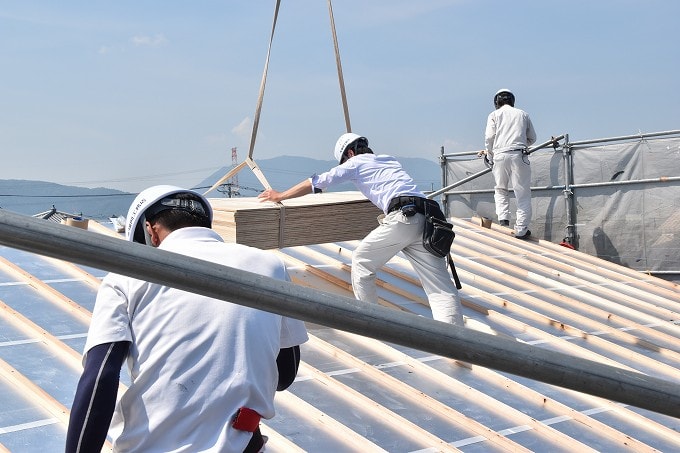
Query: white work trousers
351,210,463,326
492,151,532,235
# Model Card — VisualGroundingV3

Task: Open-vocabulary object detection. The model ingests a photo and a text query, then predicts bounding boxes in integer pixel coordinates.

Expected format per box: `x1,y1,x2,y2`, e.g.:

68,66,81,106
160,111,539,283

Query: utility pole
219,147,241,198
228,147,240,198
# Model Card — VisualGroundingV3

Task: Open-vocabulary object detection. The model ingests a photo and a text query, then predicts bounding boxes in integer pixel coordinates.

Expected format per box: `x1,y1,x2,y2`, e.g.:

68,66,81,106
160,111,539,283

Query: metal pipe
562,134,577,248
441,174,680,196
569,129,680,147
570,175,680,189
428,135,565,199
428,167,491,199
439,146,448,217
444,185,566,195
440,134,566,160
441,150,483,158
441,130,680,171
0,210,679,418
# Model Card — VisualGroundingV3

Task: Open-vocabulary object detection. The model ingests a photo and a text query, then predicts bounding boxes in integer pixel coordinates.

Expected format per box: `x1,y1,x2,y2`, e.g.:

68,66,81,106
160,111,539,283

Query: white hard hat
333,132,366,163
125,185,213,243
493,88,515,108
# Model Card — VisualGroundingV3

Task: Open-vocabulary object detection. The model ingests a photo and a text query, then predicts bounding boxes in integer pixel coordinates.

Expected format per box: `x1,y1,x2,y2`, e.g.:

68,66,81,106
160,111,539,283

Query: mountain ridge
0,156,442,219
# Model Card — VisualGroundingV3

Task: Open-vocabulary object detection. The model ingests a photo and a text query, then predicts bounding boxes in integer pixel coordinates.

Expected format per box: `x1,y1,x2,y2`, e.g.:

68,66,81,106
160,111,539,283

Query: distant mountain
0,156,443,220
199,155,443,197
0,180,135,220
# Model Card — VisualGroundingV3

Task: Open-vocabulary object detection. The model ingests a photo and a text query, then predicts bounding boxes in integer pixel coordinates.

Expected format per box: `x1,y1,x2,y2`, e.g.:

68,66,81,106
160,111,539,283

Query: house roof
0,212,678,451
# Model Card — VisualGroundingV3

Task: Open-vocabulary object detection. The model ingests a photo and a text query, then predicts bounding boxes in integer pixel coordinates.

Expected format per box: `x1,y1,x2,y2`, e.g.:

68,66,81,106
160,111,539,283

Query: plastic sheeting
443,134,680,273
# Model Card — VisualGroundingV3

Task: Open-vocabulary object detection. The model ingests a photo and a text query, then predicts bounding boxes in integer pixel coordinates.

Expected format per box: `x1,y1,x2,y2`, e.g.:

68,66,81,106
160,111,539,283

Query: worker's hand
477,150,486,158
258,189,282,203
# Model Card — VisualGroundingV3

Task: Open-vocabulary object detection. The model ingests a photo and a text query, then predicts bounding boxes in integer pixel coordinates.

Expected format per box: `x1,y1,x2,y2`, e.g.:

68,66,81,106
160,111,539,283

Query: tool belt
388,196,439,217
387,196,462,289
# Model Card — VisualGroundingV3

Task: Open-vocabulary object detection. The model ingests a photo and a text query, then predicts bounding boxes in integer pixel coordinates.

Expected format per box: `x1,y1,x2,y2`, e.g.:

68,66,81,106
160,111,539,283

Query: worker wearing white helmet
480,89,537,238
259,133,464,326
66,185,308,453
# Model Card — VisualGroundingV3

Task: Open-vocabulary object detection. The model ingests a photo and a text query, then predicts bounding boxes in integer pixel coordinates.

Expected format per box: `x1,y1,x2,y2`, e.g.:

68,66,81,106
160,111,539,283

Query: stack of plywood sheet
209,191,382,249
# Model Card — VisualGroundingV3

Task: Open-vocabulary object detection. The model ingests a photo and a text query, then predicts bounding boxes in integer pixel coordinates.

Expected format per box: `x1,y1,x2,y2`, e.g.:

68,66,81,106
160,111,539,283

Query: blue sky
1,1,678,193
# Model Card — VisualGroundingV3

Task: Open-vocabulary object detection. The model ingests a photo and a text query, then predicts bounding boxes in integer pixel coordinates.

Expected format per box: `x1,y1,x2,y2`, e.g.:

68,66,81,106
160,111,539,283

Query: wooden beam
298,362,459,451
308,333,532,452
330,329,659,452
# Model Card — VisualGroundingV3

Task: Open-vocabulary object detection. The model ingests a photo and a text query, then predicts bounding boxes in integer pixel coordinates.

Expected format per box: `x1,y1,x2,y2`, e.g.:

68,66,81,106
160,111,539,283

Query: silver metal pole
441,150,482,158
570,175,680,189
439,146,448,216
427,167,491,199
0,210,679,418
428,135,565,199
444,175,680,195
569,129,680,147
562,134,577,247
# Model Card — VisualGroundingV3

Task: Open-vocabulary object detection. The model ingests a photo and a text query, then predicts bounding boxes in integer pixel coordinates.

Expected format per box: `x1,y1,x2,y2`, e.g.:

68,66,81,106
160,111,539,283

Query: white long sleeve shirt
485,104,536,155
310,154,423,213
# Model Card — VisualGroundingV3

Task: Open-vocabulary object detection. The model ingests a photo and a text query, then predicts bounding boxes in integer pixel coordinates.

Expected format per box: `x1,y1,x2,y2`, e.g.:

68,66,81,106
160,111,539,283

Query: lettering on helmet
127,197,147,231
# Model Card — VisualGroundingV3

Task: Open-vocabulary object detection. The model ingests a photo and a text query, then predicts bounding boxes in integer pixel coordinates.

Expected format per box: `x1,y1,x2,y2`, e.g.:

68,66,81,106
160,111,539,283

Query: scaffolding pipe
440,150,482,158
443,174,680,196
568,175,680,189
428,167,491,199
439,146,448,216
0,210,678,418
430,135,564,199
562,134,577,247
568,129,680,147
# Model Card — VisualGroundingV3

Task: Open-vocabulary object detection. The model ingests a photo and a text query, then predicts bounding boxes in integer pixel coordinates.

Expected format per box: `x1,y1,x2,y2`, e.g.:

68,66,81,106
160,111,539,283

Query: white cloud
130,34,168,47
231,117,252,140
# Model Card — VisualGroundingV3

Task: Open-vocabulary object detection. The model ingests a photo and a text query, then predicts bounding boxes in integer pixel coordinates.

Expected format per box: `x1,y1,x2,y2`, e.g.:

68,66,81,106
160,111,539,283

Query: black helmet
494,89,515,109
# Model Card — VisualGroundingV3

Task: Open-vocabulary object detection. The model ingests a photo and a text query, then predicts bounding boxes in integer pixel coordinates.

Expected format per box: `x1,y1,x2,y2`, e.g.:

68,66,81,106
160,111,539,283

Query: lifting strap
204,0,282,195
328,0,351,133
205,0,351,197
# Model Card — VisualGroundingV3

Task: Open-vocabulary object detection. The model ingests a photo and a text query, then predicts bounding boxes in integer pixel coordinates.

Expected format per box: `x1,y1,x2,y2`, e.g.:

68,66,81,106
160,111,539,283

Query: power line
0,192,135,198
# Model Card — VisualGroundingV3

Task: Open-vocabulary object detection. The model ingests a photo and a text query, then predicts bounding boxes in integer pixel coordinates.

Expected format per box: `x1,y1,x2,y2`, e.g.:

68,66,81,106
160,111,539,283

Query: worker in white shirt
479,89,537,239
66,185,308,453
258,133,464,326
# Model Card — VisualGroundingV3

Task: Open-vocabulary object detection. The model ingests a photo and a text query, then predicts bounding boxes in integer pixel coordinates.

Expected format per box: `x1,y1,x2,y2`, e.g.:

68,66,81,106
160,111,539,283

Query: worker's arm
276,345,301,391
526,116,537,146
65,341,129,453
258,179,313,203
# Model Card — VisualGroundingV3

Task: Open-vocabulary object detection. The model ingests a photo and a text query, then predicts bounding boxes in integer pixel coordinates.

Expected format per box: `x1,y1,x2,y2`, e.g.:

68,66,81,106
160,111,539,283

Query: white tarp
444,134,680,273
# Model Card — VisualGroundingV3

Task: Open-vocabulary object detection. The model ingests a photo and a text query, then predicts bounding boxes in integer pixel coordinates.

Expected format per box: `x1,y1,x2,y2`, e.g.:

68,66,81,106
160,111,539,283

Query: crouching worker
66,185,308,453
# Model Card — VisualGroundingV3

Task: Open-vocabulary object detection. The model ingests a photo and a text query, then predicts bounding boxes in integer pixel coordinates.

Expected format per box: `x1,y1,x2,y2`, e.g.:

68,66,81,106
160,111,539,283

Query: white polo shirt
85,227,308,452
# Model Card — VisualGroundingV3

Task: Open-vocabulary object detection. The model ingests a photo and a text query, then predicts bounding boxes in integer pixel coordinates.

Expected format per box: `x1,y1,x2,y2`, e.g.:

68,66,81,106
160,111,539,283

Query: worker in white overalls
259,133,464,326
479,89,537,239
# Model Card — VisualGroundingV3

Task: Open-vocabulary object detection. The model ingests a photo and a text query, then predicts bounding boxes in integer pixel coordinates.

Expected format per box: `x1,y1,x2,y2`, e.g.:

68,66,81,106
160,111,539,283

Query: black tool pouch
422,201,455,258
421,200,462,289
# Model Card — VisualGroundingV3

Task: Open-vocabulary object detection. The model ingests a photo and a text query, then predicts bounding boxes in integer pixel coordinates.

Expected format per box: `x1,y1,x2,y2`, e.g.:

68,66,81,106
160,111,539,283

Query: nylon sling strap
206,0,352,198
204,0,281,196
328,0,351,133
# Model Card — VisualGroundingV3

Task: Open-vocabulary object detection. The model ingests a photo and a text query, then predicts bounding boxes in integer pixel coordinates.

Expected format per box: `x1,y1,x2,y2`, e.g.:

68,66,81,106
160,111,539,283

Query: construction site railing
429,135,565,199
0,209,678,418
435,129,680,248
